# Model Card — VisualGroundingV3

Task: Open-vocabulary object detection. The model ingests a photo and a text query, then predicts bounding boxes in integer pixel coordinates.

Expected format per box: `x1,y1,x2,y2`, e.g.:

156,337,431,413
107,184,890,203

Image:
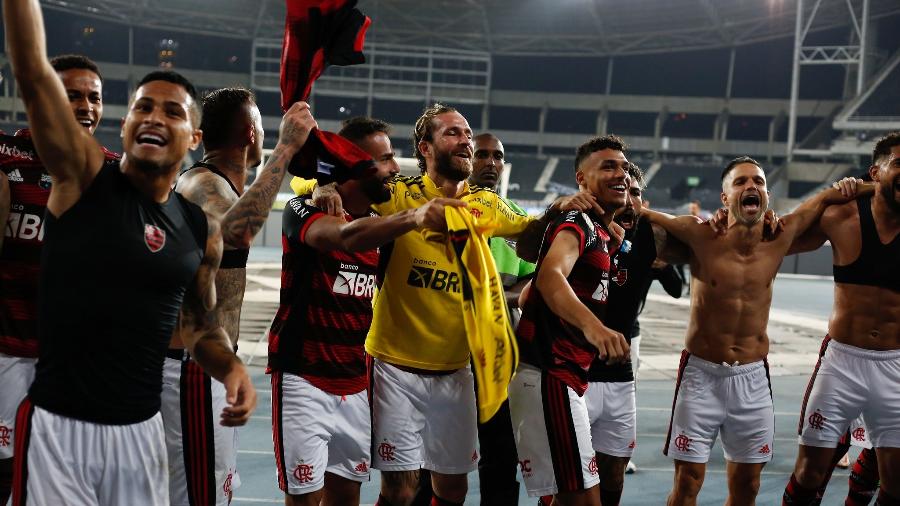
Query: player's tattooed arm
2,0,106,205
651,222,690,264
220,102,317,248
180,216,257,426
177,171,237,218
0,172,9,251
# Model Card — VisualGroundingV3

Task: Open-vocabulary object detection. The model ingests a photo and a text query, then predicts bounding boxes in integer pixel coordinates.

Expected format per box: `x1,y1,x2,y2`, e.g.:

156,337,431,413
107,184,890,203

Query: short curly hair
872,132,900,167
574,134,627,172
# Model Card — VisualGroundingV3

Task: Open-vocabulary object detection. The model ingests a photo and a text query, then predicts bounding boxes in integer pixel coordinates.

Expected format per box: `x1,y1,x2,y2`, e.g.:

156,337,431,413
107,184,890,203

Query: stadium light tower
787,0,869,160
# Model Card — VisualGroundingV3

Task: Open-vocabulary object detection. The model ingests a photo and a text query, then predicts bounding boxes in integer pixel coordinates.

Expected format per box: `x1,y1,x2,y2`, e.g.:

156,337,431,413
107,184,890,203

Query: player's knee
285,490,322,506
793,463,827,489
672,467,704,498
431,472,468,503
381,471,418,505
597,455,627,489
728,473,761,499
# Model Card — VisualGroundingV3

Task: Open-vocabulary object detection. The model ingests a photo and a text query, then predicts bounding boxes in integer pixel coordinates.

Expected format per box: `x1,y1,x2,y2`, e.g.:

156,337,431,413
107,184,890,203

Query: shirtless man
643,156,869,505
165,88,316,505
782,132,900,505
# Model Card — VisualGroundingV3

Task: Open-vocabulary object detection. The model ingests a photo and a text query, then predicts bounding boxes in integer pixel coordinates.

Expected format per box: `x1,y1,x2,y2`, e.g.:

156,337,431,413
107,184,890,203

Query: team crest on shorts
807,409,826,430
0,424,11,447
674,432,693,452
378,442,396,462
852,427,866,441
613,268,628,286
144,224,166,253
293,463,314,483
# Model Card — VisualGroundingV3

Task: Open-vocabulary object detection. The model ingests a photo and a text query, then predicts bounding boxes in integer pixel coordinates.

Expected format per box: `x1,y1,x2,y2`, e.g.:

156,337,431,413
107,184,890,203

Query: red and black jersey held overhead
516,210,612,395
267,196,378,396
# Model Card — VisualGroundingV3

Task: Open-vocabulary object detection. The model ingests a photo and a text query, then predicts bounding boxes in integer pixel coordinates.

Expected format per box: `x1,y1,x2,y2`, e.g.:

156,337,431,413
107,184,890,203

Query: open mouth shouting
741,192,761,214
616,209,636,230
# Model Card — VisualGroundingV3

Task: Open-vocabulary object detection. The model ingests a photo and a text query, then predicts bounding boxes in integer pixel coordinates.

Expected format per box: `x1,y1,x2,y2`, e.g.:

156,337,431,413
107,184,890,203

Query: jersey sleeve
290,177,318,196
547,210,596,256
282,196,327,245
492,195,534,238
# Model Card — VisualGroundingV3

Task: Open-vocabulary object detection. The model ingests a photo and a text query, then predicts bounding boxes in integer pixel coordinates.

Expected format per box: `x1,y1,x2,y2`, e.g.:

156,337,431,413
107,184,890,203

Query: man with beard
4,0,256,502
583,162,685,505
509,134,631,506
781,132,900,505
466,132,534,505
350,104,601,506
164,88,313,505
643,156,869,506
0,54,118,504
269,116,461,506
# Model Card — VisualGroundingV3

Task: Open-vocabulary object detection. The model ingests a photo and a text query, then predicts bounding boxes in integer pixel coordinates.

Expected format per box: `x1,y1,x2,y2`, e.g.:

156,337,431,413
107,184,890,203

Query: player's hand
832,177,864,198
278,101,318,154
312,182,343,217
707,207,728,236
651,258,668,269
220,363,257,427
608,221,626,250
584,322,629,365
554,191,605,217
762,209,784,241
415,198,467,231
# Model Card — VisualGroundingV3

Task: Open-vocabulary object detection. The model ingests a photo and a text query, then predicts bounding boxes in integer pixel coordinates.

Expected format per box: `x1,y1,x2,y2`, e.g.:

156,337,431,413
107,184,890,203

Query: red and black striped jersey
0,130,118,357
267,196,378,396
517,210,612,395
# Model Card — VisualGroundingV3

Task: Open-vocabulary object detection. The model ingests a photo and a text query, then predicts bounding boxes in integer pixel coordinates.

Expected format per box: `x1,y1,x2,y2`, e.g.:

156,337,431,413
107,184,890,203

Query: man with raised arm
3,1,256,503
164,88,316,505
781,132,900,505
643,156,868,506
0,53,119,504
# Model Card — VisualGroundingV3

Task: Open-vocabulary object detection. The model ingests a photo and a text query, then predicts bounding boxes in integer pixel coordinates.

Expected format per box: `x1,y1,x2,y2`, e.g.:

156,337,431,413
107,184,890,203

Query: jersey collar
421,173,470,199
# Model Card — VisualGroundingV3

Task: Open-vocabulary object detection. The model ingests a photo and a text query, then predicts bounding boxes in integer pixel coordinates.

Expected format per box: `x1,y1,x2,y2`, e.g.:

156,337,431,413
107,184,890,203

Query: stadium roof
42,0,900,56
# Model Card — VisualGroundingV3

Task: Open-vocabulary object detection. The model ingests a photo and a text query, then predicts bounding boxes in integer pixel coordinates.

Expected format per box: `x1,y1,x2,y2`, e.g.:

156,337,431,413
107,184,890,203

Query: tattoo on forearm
220,147,291,247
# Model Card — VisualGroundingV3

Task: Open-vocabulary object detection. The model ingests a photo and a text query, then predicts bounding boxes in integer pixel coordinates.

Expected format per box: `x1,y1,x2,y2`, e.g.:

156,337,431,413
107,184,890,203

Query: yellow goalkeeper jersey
368,174,532,370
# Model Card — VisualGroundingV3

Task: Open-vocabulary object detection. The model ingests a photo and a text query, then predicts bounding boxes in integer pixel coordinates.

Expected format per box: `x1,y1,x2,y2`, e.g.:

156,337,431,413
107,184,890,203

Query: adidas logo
6,169,23,182
354,461,368,473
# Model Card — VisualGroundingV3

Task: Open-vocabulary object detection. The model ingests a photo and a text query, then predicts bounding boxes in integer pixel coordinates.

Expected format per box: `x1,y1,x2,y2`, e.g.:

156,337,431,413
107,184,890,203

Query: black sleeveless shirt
832,196,900,291
178,161,249,269
30,162,207,424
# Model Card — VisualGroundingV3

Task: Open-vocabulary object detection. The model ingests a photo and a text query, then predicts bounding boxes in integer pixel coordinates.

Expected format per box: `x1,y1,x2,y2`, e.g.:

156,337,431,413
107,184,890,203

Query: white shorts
585,381,636,458
0,353,36,459
14,400,167,505
161,355,240,506
271,372,370,495
369,358,478,474
508,365,599,497
664,351,774,464
799,338,900,449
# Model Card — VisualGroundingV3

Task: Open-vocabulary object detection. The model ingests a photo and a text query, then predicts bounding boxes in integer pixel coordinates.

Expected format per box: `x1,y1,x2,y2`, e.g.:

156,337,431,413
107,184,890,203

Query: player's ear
721,192,728,207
